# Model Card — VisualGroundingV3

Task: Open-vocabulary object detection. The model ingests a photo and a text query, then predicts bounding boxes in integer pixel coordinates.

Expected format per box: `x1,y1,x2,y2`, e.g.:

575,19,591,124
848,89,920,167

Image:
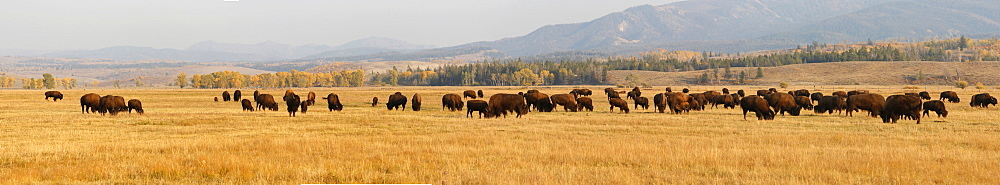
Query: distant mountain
330,37,434,50
41,46,256,62
186,41,333,60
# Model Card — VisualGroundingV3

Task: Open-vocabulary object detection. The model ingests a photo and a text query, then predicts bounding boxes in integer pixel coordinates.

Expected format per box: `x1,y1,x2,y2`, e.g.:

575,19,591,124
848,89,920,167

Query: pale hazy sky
0,0,681,50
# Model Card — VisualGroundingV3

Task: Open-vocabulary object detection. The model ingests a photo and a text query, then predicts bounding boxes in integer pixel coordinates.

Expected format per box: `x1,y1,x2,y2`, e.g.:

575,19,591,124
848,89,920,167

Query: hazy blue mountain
330,37,434,50
41,46,256,62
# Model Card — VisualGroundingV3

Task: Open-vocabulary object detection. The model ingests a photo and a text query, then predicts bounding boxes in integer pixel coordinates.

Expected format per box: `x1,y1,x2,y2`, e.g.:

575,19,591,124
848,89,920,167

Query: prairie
0,86,998,184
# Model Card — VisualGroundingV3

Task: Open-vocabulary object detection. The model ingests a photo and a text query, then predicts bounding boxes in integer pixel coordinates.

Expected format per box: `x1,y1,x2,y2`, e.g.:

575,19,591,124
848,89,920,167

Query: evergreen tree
959,36,970,50
755,67,764,78
739,71,746,84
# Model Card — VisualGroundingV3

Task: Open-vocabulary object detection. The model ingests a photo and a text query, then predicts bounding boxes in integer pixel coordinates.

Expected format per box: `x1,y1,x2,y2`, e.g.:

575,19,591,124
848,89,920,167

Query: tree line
0,73,79,89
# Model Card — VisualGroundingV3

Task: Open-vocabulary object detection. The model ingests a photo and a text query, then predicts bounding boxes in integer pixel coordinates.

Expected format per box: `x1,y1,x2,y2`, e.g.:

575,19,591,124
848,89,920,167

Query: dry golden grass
1,86,998,184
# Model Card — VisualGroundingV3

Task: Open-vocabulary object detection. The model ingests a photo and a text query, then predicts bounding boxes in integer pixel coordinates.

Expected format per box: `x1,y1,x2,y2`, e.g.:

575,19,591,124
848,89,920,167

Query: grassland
1,86,998,184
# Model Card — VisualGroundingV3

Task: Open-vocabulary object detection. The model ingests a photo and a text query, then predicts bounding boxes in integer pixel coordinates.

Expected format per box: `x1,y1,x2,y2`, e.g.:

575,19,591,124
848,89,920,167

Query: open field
1,86,998,184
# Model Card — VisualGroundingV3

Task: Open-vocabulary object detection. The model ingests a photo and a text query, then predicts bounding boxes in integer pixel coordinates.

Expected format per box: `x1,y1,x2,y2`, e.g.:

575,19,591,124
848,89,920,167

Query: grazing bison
127,99,143,114
756,90,771,97
442,94,464,111
241,99,254,112
477,90,484,98
710,94,737,109
922,100,947,118
688,93,708,110
703,91,721,97
810,92,823,102
736,90,745,97
814,96,847,115
768,88,777,93
257,94,279,111
300,100,309,114
741,95,775,120
627,87,641,100
722,88,730,95
609,98,630,113
634,97,649,110
45,91,64,101
570,89,593,97
846,93,885,117
666,92,691,114
848,90,869,96
576,97,594,112
653,93,667,113
486,93,528,118
285,94,300,117
940,91,960,103
832,91,848,98
411,93,422,111
794,96,813,110
604,88,622,100
464,90,478,99
81,93,102,114
682,88,690,93
324,93,343,111
550,94,579,112
387,92,408,110
970,93,997,108
372,97,379,107
765,93,802,116
881,95,922,124
793,89,810,97
523,92,553,112
233,90,242,103
222,91,231,101
687,97,703,112
304,92,316,106
665,87,673,92
918,91,932,100
99,95,126,116
214,97,219,102
466,100,489,118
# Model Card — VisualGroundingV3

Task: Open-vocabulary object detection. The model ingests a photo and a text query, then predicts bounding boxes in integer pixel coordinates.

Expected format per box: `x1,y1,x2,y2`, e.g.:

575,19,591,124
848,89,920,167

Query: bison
550,94,579,112
127,99,143,114
241,99,254,112
970,93,997,108
222,91,231,101
846,93,885,117
666,92,691,114
387,92,408,110
576,97,594,112
609,98,630,113
486,93,528,118
570,89,593,97
653,93,668,113
99,95,126,116
80,93,102,114
411,93,422,111
810,92,823,102
372,97,379,107
710,94,737,109
477,90,484,98
45,91,64,102
756,90,771,97
794,96,813,110
940,91,960,103
765,93,802,116
634,97,649,110
466,100,489,118
736,90,745,97
325,93,343,111
442,94,464,111
881,95,922,124
464,90,478,99
814,96,847,115
922,100,947,118
214,97,219,102
832,91,848,98
300,100,309,114
665,87,673,92
722,88,730,95
304,92,317,106
848,90,869,96
682,88,690,93
688,93,707,110
604,88,622,100
523,92,553,112
233,90,242,103
257,94,278,111
793,89,810,97
741,95,775,120
917,91,932,100
285,94,300,117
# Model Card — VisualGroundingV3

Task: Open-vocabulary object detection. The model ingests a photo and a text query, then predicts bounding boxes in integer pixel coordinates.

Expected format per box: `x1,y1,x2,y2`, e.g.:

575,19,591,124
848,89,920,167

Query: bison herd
76,92,143,116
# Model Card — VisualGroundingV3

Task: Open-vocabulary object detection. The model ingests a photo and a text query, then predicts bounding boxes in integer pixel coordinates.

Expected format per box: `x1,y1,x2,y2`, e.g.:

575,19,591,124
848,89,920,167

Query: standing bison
372,97,379,107
848,90,869,96
940,91,961,103
756,90,771,97
881,95,922,124
442,94,464,111
846,93,885,117
609,98,629,113
666,92,691,114
233,90,242,103
486,94,528,118
387,92,408,110
736,90,745,97
81,93,102,114
794,96,813,110
45,91,64,102
741,95,775,120
241,99,254,112
477,90,484,98
604,88,621,100
922,100,947,118
304,92,317,106
576,97,594,112
832,91,848,98
765,93,802,116
793,89,810,97
463,90,478,99
523,92,553,112
99,95,126,116
325,93,343,111
411,93,422,111
918,91,932,100
285,94,300,117
709,94,737,109
634,97,649,110
810,92,823,102
257,94,279,111
466,100,489,118
127,99,144,114
653,93,668,113
814,96,847,115
222,91,231,101
550,94,579,112
970,93,997,108
570,89,592,97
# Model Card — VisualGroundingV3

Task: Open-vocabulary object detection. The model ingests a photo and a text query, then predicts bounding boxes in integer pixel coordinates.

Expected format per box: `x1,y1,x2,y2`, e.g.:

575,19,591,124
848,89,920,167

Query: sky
0,0,681,50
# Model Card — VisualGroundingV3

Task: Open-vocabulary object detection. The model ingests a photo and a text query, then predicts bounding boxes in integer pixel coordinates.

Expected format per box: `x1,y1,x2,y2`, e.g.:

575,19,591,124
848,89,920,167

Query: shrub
903,86,921,89
779,82,789,88
955,81,969,89
974,82,986,89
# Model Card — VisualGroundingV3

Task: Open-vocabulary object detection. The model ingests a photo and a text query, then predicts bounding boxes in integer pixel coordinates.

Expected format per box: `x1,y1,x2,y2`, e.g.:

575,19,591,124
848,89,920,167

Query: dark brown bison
940,91,960,103
442,94,464,111
846,93,885,117
810,92,823,102
576,97,594,112
324,93,343,111
285,94,300,117
304,92,316,106
687,97,702,112
627,87,641,100
411,93,422,111
127,99,143,114
300,100,309,114
703,91,721,97
80,93,101,114
653,93,668,113
45,91,63,101
464,90,478,99
794,96,813,110
387,92,407,110
741,95,775,120
688,93,707,110
609,98,629,113
550,94,579,112
765,93,802,116
477,90,484,98
222,91,231,101
634,97,649,110
922,100,947,118
486,94,528,118
253,90,260,100
604,88,621,100
722,88,730,95
814,96,847,115
523,92,553,112
665,87,672,92
666,92,691,114
918,91,932,100
682,88,690,93
970,93,997,108
881,95,922,124
832,91,848,98
848,90,869,96
233,90,242,103
99,95,126,116
756,90,771,97
372,97,379,107
736,90,745,97
241,99,254,112
793,89,810,97
257,94,278,111
570,89,593,97
904,93,919,97
709,95,737,109
214,97,219,102
730,94,742,106
768,88,777,93
466,100,489,118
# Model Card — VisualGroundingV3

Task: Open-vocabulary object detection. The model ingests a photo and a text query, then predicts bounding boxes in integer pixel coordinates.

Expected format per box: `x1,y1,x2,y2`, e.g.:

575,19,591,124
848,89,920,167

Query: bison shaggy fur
922,100,947,118
442,94,464,111
881,95,922,124
45,91,64,101
609,98,630,113
741,95,775,120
